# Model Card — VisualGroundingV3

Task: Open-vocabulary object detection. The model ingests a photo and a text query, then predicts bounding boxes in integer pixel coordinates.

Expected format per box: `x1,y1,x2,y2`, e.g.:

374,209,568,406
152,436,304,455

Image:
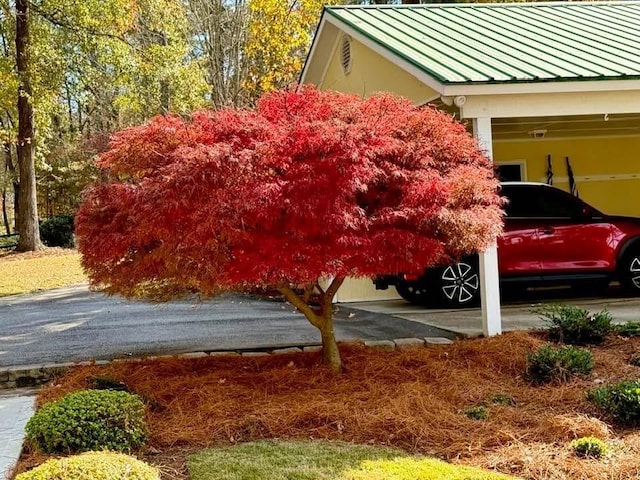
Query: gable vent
340,35,352,75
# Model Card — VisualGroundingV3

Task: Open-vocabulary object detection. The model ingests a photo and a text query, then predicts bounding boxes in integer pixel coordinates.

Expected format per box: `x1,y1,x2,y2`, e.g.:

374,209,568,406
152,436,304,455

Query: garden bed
14,331,640,479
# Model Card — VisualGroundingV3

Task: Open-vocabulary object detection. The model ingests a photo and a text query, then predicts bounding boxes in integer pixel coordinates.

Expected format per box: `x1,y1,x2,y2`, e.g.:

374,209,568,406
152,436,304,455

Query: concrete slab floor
347,295,640,338
0,390,36,480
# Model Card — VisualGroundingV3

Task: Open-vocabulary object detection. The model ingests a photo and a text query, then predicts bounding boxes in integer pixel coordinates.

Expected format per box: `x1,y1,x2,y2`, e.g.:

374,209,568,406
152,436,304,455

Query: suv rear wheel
395,280,430,304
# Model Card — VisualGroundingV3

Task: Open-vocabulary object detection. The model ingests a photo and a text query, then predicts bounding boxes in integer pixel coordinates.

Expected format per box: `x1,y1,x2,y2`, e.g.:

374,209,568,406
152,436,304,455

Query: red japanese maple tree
76,87,503,373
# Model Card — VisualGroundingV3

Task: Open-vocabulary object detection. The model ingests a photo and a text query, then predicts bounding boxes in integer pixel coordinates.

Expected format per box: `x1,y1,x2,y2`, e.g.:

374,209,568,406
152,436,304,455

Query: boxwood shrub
588,380,640,426
15,451,159,480
537,304,613,345
25,389,148,454
526,344,594,384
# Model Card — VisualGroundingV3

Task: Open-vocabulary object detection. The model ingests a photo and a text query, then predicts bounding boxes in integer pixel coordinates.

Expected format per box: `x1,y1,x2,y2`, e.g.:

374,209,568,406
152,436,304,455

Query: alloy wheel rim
630,256,640,289
441,262,479,304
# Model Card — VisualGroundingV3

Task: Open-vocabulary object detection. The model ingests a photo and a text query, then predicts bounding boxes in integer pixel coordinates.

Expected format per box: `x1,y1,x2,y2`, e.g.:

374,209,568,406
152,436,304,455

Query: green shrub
39,215,74,248
485,393,516,407
25,389,148,454
526,344,594,384
570,436,608,459
464,406,489,420
536,304,613,345
15,451,159,480
588,380,640,426
616,322,640,337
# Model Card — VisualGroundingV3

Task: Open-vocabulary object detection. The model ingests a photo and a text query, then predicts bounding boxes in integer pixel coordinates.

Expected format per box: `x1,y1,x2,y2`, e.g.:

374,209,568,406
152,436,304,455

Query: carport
301,2,640,336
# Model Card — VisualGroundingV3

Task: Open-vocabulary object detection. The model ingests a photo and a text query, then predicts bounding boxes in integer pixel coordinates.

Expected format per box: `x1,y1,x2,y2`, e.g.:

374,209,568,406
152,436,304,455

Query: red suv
376,182,640,307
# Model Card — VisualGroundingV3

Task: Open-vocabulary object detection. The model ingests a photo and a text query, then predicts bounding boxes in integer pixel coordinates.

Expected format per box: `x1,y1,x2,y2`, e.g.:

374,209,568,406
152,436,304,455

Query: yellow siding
494,136,640,216
337,277,400,302
320,37,438,104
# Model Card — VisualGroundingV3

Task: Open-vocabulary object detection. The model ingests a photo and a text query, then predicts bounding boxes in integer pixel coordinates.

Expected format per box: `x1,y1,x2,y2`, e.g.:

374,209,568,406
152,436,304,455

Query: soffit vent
341,35,352,75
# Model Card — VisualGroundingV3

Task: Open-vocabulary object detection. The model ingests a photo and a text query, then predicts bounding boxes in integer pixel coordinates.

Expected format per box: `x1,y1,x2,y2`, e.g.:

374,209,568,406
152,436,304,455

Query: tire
395,280,431,305
620,250,640,295
433,260,481,308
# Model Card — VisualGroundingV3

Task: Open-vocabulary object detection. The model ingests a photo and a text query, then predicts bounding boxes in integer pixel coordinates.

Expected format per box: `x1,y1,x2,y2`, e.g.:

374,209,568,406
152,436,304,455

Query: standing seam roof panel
432,7,594,79
400,9,557,80
372,9,518,81
474,8,619,77
496,7,639,73
325,2,640,84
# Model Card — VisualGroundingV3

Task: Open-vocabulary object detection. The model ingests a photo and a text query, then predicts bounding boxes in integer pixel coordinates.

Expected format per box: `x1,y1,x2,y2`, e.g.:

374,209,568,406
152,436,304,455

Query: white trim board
539,173,640,183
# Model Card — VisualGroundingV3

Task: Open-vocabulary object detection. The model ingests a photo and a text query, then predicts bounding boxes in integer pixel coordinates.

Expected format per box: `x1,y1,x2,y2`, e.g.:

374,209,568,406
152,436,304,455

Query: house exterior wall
319,36,438,104
494,135,640,217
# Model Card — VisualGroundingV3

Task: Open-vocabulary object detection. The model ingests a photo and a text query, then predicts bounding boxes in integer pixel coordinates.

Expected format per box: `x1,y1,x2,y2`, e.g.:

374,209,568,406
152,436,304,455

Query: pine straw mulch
16,331,640,480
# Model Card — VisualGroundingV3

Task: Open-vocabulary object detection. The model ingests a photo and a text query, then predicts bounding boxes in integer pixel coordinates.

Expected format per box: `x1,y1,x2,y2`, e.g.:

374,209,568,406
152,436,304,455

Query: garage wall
494,135,640,216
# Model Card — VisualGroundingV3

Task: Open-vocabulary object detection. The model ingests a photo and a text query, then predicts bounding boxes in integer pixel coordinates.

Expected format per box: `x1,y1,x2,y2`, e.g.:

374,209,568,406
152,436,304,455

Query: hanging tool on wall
546,154,553,185
566,156,579,198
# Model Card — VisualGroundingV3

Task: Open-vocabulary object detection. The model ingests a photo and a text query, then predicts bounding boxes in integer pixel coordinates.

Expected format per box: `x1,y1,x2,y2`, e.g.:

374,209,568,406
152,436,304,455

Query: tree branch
279,285,322,329
326,276,345,300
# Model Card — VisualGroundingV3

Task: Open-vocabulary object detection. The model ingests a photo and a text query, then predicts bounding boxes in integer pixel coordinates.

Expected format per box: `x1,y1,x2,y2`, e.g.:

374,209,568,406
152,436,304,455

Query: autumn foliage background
76,87,503,299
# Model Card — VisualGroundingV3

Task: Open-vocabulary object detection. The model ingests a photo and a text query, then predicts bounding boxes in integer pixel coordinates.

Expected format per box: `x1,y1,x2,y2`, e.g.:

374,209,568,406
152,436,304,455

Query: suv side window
533,187,582,218
501,186,533,217
502,185,582,218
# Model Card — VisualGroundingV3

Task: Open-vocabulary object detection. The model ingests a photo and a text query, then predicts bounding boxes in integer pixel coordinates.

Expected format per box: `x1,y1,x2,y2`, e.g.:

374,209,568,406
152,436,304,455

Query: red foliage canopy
76,87,503,298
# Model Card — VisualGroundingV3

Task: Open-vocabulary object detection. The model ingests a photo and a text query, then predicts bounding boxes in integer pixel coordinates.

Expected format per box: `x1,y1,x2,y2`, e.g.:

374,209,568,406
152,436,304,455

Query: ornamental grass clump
15,451,159,480
570,437,608,459
526,344,594,384
588,380,640,426
25,389,148,454
537,305,613,345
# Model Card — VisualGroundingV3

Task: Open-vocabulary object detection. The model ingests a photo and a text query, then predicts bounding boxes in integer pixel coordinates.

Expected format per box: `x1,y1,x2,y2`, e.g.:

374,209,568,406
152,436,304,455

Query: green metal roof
325,2,640,85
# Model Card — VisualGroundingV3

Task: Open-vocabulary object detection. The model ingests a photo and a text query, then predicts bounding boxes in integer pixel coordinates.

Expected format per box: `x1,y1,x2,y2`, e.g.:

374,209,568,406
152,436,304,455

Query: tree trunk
279,277,345,374
2,143,12,234
15,0,43,252
317,311,342,374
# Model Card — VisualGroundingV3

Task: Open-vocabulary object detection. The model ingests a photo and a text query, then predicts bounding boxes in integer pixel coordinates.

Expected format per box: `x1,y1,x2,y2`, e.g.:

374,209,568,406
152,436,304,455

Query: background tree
76,87,503,373
243,0,337,102
0,0,208,245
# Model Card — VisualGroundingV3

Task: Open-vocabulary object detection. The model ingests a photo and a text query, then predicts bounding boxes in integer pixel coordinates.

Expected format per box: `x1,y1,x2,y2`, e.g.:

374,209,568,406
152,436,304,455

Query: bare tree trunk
15,0,43,251
280,277,345,374
2,143,11,234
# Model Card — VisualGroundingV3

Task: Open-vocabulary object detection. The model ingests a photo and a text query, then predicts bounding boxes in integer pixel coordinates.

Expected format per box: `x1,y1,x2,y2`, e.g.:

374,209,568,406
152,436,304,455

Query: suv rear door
499,184,543,277
524,185,614,274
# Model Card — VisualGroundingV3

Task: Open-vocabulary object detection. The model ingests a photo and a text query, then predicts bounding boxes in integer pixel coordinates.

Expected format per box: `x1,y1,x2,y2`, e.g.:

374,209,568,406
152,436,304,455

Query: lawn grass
0,250,86,296
188,440,515,480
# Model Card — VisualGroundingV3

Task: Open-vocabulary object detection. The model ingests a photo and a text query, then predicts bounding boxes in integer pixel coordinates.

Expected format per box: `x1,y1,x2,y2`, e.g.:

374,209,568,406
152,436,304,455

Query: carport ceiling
492,113,640,140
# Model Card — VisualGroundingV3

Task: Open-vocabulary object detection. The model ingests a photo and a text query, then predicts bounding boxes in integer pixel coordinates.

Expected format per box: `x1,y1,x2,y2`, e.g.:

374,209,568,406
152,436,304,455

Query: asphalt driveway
0,285,450,368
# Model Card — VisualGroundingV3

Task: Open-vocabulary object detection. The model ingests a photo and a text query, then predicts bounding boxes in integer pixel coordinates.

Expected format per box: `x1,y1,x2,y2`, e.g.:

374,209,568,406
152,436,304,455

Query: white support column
472,117,502,336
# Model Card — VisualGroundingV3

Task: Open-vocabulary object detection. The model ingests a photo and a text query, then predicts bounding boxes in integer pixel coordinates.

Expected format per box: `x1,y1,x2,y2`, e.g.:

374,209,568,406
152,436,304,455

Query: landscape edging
0,336,453,389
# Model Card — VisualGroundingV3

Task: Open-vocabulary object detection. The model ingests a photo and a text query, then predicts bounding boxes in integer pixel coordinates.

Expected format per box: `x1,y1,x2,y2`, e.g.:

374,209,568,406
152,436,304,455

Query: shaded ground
0,286,451,368
351,287,640,337
17,332,640,480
